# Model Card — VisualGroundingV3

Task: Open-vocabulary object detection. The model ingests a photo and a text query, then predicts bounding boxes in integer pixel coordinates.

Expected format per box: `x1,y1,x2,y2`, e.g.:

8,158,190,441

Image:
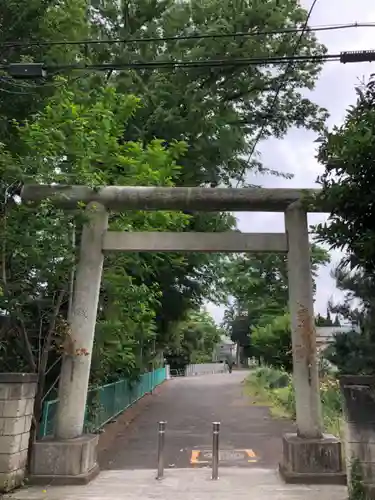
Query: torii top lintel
20,185,323,212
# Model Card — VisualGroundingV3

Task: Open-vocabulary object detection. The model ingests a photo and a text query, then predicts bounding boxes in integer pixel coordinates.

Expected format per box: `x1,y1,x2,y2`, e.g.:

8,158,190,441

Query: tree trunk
236,341,241,366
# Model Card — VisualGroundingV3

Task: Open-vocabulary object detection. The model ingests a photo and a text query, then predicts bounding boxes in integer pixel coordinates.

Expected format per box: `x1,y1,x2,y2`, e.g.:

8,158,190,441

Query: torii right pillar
280,202,345,484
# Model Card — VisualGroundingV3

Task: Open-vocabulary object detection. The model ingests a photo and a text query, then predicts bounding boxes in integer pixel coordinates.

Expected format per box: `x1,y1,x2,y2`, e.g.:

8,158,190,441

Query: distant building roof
316,324,360,340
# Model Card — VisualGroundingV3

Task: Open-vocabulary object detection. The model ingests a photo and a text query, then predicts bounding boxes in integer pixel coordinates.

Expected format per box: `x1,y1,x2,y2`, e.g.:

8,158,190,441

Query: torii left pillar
30,203,108,485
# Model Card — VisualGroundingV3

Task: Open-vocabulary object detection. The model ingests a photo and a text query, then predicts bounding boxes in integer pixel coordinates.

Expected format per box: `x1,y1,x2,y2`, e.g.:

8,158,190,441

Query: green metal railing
39,367,166,438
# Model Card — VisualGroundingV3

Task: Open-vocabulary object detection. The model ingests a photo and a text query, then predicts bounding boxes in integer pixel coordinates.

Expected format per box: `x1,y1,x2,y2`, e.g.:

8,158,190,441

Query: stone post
0,373,37,492
340,376,375,497
30,202,107,485
55,202,108,440
280,203,345,484
285,203,322,439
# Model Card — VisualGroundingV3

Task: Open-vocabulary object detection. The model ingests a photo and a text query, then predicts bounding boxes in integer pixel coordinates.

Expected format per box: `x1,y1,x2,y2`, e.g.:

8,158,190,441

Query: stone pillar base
30,434,99,485
279,433,346,485
364,484,375,499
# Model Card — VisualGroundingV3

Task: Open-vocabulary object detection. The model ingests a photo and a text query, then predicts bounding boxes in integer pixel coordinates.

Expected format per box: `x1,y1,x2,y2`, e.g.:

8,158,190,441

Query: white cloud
206,0,375,325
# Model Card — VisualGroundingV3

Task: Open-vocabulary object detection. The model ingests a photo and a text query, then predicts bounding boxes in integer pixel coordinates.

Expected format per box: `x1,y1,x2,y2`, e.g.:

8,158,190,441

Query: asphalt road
99,371,294,471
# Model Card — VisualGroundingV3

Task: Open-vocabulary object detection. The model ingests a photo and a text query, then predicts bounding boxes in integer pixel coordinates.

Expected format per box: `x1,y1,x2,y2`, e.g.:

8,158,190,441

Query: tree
251,313,293,371
316,75,375,272
221,244,329,321
333,315,341,327
0,0,90,153
323,262,375,375
90,0,327,186
1,0,330,359
227,314,253,365
221,253,289,322
326,309,332,325
86,0,329,339
329,264,375,333
315,314,325,326
164,309,222,370
324,330,374,376
229,315,252,348
0,0,331,409
0,78,190,430
220,252,290,364
0,0,99,406
315,310,334,327
219,245,329,366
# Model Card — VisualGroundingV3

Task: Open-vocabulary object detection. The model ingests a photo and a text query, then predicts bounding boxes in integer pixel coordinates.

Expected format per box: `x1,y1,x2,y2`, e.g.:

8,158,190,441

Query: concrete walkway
100,371,294,469
8,371,348,499
8,469,347,500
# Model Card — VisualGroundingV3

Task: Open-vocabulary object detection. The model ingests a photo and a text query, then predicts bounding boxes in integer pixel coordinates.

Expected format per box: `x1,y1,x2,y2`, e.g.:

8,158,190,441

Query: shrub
251,314,293,372
273,385,296,418
320,377,342,414
324,330,375,375
319,356,337,377
248,367,342,434
254,366,290,389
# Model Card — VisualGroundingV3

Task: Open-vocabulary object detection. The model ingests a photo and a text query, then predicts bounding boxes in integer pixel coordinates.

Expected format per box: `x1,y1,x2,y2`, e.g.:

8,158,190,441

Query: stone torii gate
21,185,344,485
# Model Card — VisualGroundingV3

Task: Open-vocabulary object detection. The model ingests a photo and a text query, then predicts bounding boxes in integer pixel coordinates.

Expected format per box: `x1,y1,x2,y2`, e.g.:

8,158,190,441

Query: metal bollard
156,421,166,480
212,422,220,480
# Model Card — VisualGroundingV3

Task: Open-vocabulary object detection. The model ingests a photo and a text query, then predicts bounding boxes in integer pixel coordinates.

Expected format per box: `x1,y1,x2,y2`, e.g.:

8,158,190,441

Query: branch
41,289,66,374
1,217,6,290
33,288,66,428
17,319,37,373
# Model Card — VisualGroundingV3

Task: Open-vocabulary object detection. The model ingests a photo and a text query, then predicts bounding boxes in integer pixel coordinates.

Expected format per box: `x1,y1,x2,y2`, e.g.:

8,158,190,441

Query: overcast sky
207,0,375,324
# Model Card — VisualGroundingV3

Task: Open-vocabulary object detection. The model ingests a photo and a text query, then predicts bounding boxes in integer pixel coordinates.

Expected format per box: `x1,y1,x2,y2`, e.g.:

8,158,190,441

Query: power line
44,53,341,70
0,52,351,75
1,49,370,96
1,22,375,49
3,50,374,80
236,0,320,187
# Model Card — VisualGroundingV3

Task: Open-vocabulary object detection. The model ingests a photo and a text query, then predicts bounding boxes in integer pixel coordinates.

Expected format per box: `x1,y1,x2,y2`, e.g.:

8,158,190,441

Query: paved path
9,468,347,500
9,372,348,500
100,371,294,470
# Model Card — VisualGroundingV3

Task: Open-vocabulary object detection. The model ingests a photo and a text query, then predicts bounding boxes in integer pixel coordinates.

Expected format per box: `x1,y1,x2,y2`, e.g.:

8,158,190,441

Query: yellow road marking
245,449,257,462
245,449,256,458
191,450,208,464
190,449,258,464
